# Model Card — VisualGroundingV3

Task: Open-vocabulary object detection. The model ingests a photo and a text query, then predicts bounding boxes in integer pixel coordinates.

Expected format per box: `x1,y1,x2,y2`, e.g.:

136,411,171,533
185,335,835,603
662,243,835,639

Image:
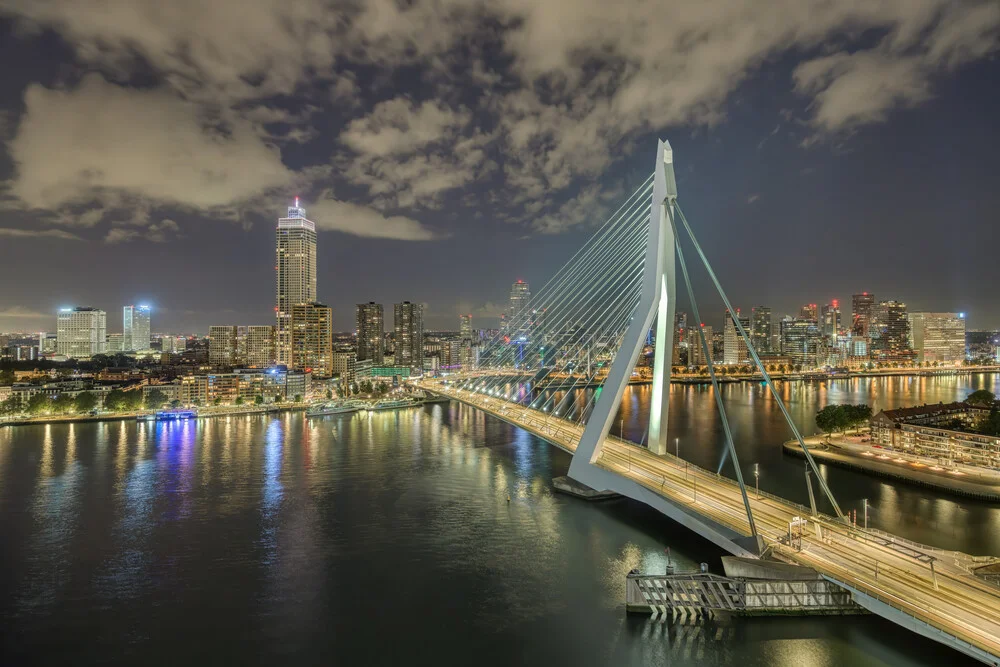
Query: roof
877,401,985,424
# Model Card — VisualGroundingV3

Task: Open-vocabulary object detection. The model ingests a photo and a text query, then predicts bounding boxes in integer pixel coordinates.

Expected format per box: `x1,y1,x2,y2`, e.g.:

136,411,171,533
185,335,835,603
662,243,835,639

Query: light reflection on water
0,382,990,666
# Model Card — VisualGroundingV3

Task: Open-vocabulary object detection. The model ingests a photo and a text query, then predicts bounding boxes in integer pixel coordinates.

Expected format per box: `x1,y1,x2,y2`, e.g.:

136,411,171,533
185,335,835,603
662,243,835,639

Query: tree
170,399,182,409
144,389,168,410
213,396,223,406
326,389,333,400
52,393,76,414
0,368,14,385
104,388,127,411
293,394,302,403
26,394,52,415
1,395,21,416
74,391,98,414
254,395,264,405
967,389,996,407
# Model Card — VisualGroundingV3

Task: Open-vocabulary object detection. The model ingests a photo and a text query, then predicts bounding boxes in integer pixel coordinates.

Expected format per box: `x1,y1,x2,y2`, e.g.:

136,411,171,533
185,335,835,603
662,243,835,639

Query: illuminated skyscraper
123,304,151,351
56,307,106,358
872,300,911,361
275,198,317,366
690,324,713,366
394,301,424,371
356,302,385,364
723,309,750,364
460,314,473,340
908,312,966,364
508,280,531,325
291,302,333,378
750,306,771,354
799,303,818,320
209,326,238,367
821,301,840,342
852,292,875,336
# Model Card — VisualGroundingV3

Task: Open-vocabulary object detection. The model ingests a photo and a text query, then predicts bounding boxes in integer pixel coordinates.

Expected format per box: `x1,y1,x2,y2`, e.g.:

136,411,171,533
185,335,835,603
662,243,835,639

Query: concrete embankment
783,440,1000,502
1,405,307,428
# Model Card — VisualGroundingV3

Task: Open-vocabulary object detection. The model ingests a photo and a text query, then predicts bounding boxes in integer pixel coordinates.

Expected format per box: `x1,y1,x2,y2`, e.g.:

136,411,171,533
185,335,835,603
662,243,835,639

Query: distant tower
852,292,875,336
356,302,385,364
508,280,531,325
275,198,317,366
393,301,424,372
123,304,151,351
750,306,771,354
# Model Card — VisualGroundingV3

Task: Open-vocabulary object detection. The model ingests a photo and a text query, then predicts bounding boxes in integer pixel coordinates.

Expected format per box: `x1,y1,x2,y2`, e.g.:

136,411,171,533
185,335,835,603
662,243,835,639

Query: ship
306,400,365,417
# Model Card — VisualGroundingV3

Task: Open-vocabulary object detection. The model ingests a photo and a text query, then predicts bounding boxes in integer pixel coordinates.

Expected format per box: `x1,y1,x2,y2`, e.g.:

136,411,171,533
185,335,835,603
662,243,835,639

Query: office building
57,307,106,358
781,319,822,368
460,314,473,341
508,280,531,325
750,306,771,354
333,350,357,385
672,311,688,364
123,304,151,351
244,325,275,367
852,292,875,336
275,198,317,366
291,302,333,378
909,312,966,364
356,302,385,364
821,301,840,342
160,335,187,354
723,310,750,365
689,324,713,366
394,301,424,372
872,300,911,361
106,333,124,353
38,332,57,355
209,325,238,367
799,304,818,320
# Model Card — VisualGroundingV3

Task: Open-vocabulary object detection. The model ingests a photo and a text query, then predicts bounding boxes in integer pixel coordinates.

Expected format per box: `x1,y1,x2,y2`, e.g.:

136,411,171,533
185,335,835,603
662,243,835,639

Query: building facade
291,302,333,378
508,280,531,326
909,312,966,364
821,301,840,342
123,304,151,351
244,325,275,367
781,319,821,368
870,403,998,468
57,307,107,358
872,300,912,362
723,310,750,365
750,306,771,354
356,302,385,364
332,350,357,384
852,292,875,336
275,199,317,366
689,324,713,367
393,301,424,372
208,325,238,367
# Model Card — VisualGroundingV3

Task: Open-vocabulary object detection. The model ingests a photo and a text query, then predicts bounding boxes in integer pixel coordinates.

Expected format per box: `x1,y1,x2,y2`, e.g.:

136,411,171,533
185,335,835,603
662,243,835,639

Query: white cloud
309,195,441,240
104,219,181,244
747,194,760,204
0,227,83,240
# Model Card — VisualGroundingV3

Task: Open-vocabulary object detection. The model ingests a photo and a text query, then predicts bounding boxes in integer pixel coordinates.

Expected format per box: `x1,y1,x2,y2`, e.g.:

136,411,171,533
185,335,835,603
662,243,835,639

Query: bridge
418,141,1000,664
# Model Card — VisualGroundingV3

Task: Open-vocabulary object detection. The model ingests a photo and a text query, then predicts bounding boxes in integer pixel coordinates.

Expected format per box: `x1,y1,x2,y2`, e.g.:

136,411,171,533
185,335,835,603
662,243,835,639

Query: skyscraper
508,280,531,326
672,311,687,364
908,312,966,364
821,301,840,342
244,325,275,367
750,306,771,354
852,292,875,336
291,302,333,378
209,325,238,367
781,319,822,368
123,304,151,351
723,309,750,365
394,301,424,371
356,302,385,364
57,307,106,358
872,300,911,361
460,314,473,340
690,324,713,366
275,198,317,366
799,303,818,320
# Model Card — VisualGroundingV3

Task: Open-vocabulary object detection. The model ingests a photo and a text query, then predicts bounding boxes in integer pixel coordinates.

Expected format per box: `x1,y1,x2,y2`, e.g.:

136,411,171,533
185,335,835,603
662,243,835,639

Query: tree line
815,404,873,434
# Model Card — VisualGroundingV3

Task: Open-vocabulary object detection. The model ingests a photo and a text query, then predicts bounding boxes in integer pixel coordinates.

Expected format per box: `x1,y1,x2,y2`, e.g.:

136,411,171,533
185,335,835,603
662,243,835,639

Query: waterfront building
275,198,317,366
508,280,531,326
208,325,238,367
56,307,106,358
123,304,151,351
332,350,357,384
689,324,713,366
870,403,999,468
394,301,424,372
291,302,333,378
781,319,821,368
872,300,912,362
723,310,749,365
106,333,124,353
852,292,875,336
750,306,771,354
244,325,275,368
356,302,385,364
909,312,966,364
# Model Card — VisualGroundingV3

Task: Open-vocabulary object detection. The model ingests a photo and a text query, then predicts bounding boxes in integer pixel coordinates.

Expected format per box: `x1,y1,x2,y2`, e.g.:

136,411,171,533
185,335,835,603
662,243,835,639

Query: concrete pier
552,476,621,501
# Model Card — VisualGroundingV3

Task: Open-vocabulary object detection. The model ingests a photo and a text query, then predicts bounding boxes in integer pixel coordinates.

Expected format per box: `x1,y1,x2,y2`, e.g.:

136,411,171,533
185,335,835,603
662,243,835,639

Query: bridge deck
423,379,1000,664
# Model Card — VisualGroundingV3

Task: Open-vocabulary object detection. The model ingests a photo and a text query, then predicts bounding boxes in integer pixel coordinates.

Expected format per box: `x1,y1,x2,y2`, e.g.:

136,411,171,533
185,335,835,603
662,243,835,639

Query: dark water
1,376,995,666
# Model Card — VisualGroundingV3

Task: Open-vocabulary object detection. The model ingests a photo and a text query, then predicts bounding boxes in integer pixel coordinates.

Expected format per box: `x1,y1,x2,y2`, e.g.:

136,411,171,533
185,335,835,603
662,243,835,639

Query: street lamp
675,437,679,459
754,463,760,499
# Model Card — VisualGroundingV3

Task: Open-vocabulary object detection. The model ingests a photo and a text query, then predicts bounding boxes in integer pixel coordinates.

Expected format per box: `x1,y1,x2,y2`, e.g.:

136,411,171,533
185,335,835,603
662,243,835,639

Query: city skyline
0,5,998,332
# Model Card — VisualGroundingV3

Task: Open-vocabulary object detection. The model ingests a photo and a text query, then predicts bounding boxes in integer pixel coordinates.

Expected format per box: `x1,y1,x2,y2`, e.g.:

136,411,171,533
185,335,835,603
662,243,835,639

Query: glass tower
275,199,317,365
123,304,151,351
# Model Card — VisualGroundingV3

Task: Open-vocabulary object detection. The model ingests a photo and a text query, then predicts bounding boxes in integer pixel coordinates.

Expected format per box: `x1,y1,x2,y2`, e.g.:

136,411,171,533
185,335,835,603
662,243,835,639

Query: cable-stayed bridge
418,140,1000,664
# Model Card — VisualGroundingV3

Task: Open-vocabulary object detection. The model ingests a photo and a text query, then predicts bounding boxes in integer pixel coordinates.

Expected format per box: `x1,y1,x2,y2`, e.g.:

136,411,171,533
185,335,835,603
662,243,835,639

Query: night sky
0,2,997,333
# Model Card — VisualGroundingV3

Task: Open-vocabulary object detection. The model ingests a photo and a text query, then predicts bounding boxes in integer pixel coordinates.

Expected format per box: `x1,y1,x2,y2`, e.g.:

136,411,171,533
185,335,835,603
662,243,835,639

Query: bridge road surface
422,379,1000,664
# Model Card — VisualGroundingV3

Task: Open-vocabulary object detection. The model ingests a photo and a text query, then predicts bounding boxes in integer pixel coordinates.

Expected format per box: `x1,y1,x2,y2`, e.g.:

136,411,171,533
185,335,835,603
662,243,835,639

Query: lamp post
675,437,679,459
754,463,760,499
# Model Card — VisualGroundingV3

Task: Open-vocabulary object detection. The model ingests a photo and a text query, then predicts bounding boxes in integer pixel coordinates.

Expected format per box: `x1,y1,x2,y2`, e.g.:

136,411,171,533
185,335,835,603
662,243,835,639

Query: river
1,374,996,665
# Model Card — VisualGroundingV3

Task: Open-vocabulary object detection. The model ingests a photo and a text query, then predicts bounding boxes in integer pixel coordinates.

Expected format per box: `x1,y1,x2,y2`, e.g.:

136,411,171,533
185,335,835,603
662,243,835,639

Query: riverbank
664,365,1000,386
0,404,308,428
783,435,1000,502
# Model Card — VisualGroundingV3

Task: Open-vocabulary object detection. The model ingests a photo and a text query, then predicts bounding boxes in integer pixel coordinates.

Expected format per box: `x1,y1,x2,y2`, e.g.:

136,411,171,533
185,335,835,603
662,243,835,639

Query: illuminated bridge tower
275,198,317,366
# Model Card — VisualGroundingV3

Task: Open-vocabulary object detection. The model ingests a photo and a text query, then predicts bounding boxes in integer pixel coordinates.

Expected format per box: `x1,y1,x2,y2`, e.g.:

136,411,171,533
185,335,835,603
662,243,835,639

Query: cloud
0,227,84,240
341,98,471,157
747,194,760,204
308,195,441,240
104,219,181,244
6,75,295,212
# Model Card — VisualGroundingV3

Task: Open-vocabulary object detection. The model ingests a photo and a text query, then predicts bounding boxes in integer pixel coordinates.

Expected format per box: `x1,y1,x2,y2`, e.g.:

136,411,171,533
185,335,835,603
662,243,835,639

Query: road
423,379,1000,663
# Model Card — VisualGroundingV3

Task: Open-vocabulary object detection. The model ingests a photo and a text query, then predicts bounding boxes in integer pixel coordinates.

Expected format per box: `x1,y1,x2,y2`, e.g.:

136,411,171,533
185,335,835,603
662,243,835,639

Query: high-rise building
781,319,822,368
672,311,688,364
275,198,317,366
723,310,750,365
57,307,106,358
291,302,333,378
690,324,713,366
852,292,875,336
909,312,966,364
821,301,840,342
38,332,57,354
123,304,151,351
332,350,357,385
750,306,771,354
799,304,818,320
209,326,238,367
394,301,424,372
460,314,473,341
106,333,124,353
508,280,531,326
872,300,911,361
356,302,385,364
160,336,186,354
244,325,275,367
